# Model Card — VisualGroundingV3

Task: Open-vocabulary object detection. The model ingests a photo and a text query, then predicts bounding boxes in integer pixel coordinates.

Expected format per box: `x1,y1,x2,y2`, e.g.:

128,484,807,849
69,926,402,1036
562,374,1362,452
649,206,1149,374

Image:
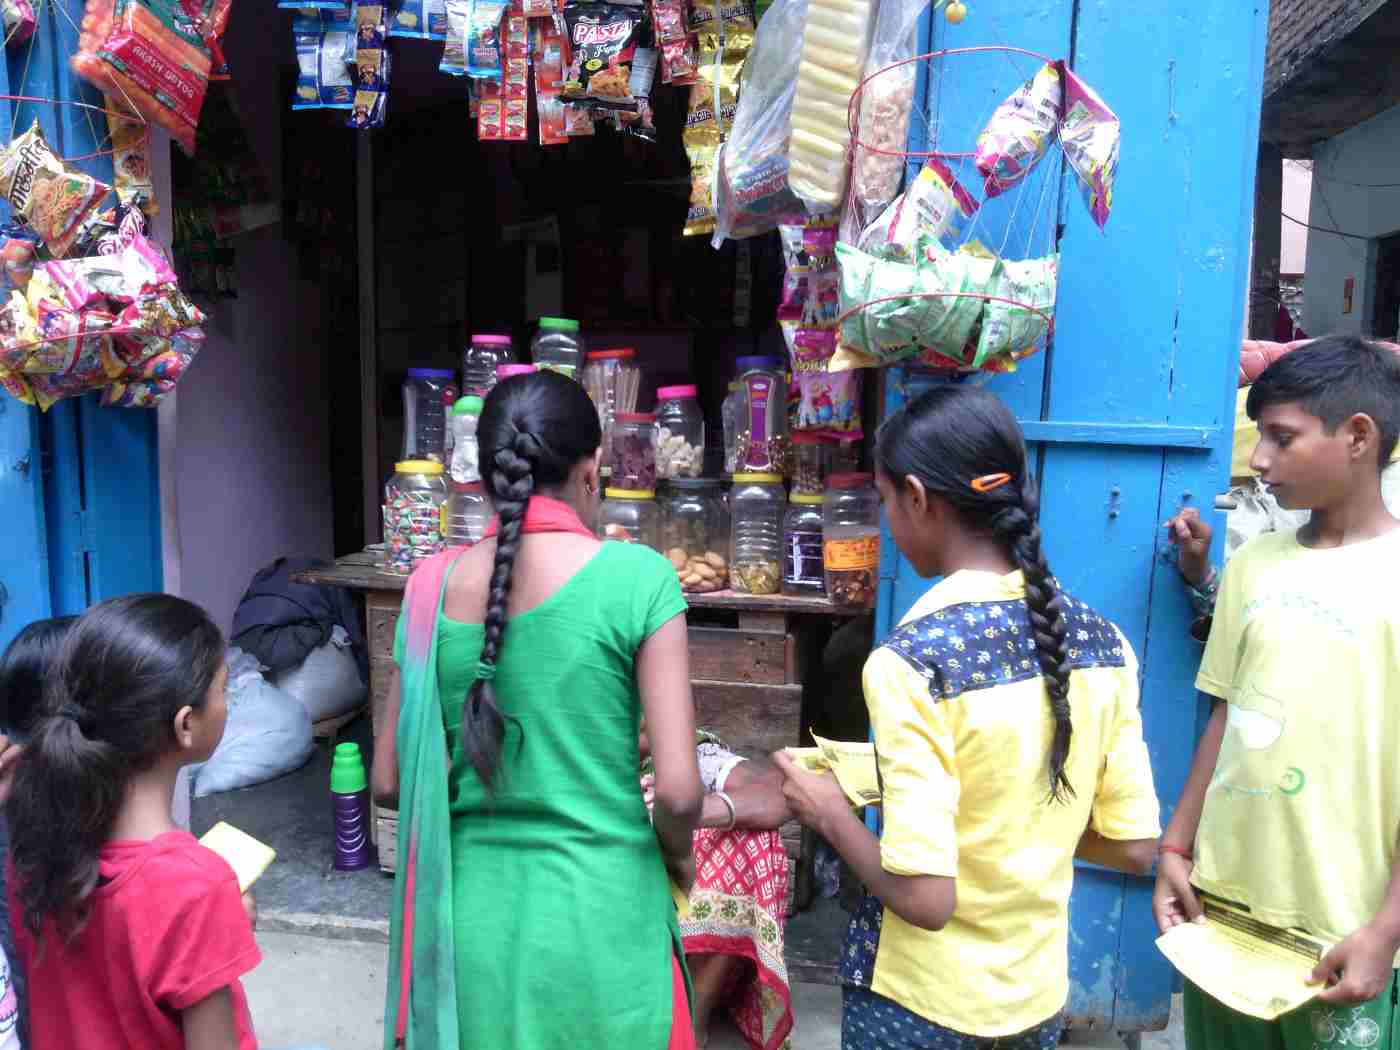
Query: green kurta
430,541,689,1048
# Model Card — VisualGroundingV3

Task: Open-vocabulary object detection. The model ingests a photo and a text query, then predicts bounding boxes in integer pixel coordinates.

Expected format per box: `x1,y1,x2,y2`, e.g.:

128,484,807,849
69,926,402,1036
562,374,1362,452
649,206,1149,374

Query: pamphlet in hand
199,822,277,894
785,733,880,807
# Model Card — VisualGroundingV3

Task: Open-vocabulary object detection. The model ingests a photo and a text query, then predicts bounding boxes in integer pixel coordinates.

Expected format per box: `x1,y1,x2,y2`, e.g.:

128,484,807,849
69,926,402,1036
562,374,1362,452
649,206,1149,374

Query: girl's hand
1311,923,1400,1005
1152,852,1203,933
241,891,258,930
640,773,656,812
772,751,850,838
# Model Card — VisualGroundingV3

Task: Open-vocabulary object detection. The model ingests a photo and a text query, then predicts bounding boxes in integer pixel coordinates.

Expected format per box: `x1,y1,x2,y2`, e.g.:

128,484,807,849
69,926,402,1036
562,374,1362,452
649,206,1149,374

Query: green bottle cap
453,395,484,416
330,741,367,793
538,316,580,332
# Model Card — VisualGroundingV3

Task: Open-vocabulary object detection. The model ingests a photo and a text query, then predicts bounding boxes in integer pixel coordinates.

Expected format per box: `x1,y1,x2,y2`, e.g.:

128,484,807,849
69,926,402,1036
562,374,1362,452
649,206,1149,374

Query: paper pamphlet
671,881,690,918
199,822,277,894
1155,895,1330,1021
785,734,880,807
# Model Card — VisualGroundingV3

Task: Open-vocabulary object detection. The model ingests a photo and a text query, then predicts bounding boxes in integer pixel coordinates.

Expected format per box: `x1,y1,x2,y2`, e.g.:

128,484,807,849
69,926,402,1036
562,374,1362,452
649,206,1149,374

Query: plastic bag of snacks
292,11,355,110
391,0,447,39
441,0,470,73
561,2,650,110
974,61,1061,199
709,0,807,246
855,158,978,263
682,0,753,236
848,0,926,224
1058,62,1118,230
71,0,233,156
105,100,156,212
2,0,35,47
467,0,510,79
972,253,1057,369
0,122,111,260
348,3,391,128
791,327,862,439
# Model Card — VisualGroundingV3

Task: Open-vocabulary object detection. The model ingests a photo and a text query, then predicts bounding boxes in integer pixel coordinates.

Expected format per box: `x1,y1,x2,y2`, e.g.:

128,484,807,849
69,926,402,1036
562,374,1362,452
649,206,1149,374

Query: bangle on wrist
1158,843,1193,861
714,790,737,830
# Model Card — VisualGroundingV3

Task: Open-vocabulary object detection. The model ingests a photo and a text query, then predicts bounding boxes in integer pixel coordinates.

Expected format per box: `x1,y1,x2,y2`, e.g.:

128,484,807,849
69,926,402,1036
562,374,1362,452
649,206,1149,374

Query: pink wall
171,7,333,632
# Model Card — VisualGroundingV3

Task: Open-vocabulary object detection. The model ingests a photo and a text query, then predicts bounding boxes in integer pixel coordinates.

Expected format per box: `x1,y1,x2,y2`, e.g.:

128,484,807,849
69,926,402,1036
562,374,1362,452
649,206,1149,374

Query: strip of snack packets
681,0,751,237
476,0,530,140
347,2,390,128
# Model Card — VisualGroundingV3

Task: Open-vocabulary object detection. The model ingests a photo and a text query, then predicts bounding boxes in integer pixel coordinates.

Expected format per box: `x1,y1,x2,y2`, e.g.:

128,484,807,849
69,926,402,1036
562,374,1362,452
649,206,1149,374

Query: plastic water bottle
330,742,370,872
402,369,456,463
463,334,513,396
449,395,482,484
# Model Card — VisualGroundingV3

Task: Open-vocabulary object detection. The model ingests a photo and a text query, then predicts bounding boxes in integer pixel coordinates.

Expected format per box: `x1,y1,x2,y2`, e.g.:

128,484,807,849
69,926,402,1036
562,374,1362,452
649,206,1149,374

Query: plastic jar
721,381,743,475
610,412,657,491
730,473,786,595
463,334,513,396
402,369,457,463
497,363,538,380
531,317,584,380
790,432,832,496
735,356,788,474
443,480,491,547
662,479,730,592
383,460,448,575
449,395,483,484
782,493,826,596
655,385,705,480
600,488,661,550
832,438,862,475
823,473,880,606
582,348,642,470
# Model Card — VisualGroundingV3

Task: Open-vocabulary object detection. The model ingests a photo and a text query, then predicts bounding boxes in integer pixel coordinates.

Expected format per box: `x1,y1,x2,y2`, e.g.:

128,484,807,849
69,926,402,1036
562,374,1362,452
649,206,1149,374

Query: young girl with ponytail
372,370,703,1050
5,595,260,1050
775,385,1162,1050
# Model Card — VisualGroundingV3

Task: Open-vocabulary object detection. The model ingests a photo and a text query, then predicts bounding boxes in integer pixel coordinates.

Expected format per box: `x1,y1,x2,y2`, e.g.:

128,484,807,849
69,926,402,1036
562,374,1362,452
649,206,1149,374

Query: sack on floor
272,625,368,723
191,648,315,798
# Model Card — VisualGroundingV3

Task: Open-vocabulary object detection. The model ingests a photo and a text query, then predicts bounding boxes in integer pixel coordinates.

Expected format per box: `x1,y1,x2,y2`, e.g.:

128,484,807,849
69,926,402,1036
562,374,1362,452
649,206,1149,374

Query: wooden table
294,552,863,904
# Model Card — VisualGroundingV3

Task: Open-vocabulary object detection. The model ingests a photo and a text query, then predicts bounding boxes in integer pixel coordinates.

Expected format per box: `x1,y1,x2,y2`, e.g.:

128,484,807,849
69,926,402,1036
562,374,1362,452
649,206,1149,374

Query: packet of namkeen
1058,62,1119,230
975,62,1061,199
0,122,111,260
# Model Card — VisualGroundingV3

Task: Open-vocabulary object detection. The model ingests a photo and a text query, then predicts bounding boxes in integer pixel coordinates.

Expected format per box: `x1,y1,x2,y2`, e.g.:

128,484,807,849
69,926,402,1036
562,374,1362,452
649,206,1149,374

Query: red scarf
481,495,596,540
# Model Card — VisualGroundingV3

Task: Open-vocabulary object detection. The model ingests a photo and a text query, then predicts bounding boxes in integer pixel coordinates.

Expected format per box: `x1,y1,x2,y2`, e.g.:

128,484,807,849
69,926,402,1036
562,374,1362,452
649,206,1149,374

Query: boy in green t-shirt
1154,335,1400,1048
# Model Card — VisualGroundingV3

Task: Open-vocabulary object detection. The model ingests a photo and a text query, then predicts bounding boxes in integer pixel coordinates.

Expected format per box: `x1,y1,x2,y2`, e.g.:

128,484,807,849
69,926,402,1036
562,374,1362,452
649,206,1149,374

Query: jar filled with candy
599,488,661,550
735,356,788,475
790,432,832,496
730,473,786,595
823,473,880,606
655,385,705,479
383,460,448,575
662,479,729,593
782,493,826,596
610,412,657,491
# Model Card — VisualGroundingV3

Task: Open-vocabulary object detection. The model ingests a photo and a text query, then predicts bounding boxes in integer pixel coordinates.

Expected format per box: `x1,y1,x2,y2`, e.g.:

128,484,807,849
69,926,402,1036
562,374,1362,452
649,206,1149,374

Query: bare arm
182,987,241,1050
1152,700,1226,931
1309,826,1400,1005
1074,829,1158,876
371,669,402,809
637,615,703,878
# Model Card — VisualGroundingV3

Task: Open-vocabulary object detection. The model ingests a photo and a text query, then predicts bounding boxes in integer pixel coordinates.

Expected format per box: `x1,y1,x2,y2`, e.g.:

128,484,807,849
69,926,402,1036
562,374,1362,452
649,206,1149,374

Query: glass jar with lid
730,473,787,595
823,472,880,607
383,460,448,575
610,412,658,491
790,432,833,496
655,385,705,480
735,356,788,475
782,493,826,596
599,488,661,550
662,479,730,592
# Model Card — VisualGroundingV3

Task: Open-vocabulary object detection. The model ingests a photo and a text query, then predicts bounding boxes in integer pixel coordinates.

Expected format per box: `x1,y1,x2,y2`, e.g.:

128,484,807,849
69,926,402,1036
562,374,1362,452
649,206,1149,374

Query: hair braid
991,481,1075,804
461,429,536,792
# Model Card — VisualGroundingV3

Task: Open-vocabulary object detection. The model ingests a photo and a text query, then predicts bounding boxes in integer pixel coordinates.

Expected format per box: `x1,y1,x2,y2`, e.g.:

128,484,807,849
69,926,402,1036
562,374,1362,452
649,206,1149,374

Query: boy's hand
1311,923,1399,1005
1164,508,1213,587
1152,853,1204,933
772,751,849,839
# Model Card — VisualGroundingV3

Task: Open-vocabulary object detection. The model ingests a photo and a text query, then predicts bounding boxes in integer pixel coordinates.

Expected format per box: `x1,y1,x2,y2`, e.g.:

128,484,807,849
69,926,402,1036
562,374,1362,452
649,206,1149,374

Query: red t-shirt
10,830,261,1050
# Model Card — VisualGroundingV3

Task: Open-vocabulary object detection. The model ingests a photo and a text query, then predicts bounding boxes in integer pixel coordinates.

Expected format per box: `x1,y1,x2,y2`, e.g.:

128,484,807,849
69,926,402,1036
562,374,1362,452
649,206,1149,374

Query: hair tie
56,704,87,729
475,661,497,683
971,472,1013,493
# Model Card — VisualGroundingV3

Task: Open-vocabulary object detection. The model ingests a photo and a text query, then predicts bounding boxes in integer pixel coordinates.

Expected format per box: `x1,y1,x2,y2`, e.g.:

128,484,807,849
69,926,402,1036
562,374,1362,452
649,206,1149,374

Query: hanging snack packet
293,12,355,109
0,121,111,260
1058,62,1118,230
849,0,924,221
857,158,978,262
102,377,176,407
972,253,1057,369
347,4,390,128
617,41,659,141
974,61,1062,199
467,0,509,78
682,32,745,235
0,227,38,292
802,219,839,328
792,327,862,439
391,0,448,38
441,0,470,73
0,289,37,372
105,100,156,212
563,102,596,135
70,0,233,156
561,2,647,110
777,224,808,321
2,0,35,47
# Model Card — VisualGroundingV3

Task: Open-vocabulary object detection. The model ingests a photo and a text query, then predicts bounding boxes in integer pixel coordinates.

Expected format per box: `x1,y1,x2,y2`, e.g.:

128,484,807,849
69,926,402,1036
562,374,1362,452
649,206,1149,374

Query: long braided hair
464,370,602,791
876,385,1075,803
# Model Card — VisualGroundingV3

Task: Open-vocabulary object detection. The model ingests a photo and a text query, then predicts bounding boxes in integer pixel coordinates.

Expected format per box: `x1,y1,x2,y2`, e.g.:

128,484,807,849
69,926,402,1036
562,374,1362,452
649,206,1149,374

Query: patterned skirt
680,827,794,1050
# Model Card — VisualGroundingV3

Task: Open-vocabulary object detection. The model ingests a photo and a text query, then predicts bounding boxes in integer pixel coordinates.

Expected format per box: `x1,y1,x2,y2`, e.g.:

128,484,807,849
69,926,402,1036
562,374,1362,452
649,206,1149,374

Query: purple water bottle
331,742,371,872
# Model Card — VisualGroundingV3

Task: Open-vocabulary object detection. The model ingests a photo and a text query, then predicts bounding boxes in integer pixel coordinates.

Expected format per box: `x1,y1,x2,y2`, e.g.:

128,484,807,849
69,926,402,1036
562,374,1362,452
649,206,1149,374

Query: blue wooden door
0,0,162,651
873,1,1269,1033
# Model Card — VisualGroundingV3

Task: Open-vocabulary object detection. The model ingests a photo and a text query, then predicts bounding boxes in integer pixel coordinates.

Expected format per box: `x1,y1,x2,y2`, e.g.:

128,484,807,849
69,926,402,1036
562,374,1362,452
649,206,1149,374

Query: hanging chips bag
1058,62,1118,230
974,61,1062,199
441,0,470,73
105,100,156,212
0,122,111,260
2,0,36,47
561,2,648,110
972,253,1057,369
682,31,745,235
347,3,390,128
293,12,355,109
857,158,979,263
102,377,175,407
791,327,862,439
467,0,510,78
391,0,447,38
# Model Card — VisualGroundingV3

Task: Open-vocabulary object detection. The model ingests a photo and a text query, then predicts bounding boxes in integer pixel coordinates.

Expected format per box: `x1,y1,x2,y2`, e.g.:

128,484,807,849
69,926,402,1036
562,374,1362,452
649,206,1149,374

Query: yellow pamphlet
671,881,690,918
199,822,277,894
785,734,880,807
1156,895,1330,1021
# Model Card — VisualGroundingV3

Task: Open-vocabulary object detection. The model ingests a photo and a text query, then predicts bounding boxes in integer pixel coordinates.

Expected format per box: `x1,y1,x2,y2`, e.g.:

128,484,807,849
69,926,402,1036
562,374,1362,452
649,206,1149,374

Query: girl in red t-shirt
5,594,261,1050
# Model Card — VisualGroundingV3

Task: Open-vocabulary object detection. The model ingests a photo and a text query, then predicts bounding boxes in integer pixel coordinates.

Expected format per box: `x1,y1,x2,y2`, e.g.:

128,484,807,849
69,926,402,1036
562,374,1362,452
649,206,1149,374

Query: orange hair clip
970,473,1012,493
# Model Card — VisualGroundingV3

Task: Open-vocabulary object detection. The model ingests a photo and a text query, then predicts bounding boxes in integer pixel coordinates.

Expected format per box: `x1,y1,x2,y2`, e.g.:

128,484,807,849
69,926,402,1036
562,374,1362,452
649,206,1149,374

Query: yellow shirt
855,571,1161,1038
1194,528,1400,946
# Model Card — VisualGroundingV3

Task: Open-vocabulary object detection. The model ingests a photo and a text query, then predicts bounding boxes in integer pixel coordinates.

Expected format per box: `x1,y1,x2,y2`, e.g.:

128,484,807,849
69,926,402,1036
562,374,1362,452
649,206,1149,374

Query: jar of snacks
582,348,642,469
721,381,743,475
656,386,705,479
782,493,826,596
790,432,832,496
730,473,786,595
823,473,880,607
600,488,661,550
383,460,448,575
531,317,584,380
662,479,730,593
610,412,658,491
735,356,788,475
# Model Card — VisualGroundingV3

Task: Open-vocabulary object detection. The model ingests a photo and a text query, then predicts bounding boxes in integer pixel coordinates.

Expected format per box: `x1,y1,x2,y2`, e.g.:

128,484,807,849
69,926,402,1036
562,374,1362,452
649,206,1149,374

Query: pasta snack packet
0,121,111,260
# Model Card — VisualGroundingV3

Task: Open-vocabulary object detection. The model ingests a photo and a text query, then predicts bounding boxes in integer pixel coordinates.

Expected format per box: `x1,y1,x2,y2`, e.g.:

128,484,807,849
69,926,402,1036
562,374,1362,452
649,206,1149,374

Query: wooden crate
376,805,399,874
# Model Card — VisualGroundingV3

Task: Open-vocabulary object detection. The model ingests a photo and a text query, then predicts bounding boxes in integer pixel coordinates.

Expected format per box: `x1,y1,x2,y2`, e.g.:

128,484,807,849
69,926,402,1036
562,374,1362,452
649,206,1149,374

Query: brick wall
1266,0,1389,96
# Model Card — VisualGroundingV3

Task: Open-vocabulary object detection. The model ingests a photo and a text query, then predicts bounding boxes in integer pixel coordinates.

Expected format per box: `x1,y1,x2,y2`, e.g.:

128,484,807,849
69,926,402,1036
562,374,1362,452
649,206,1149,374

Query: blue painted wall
875,0,1269,1033
0,0,162,650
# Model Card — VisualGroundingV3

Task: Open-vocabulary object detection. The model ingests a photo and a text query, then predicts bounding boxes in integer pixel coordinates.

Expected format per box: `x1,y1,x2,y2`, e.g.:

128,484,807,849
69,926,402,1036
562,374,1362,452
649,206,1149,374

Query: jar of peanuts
662,479,730,593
